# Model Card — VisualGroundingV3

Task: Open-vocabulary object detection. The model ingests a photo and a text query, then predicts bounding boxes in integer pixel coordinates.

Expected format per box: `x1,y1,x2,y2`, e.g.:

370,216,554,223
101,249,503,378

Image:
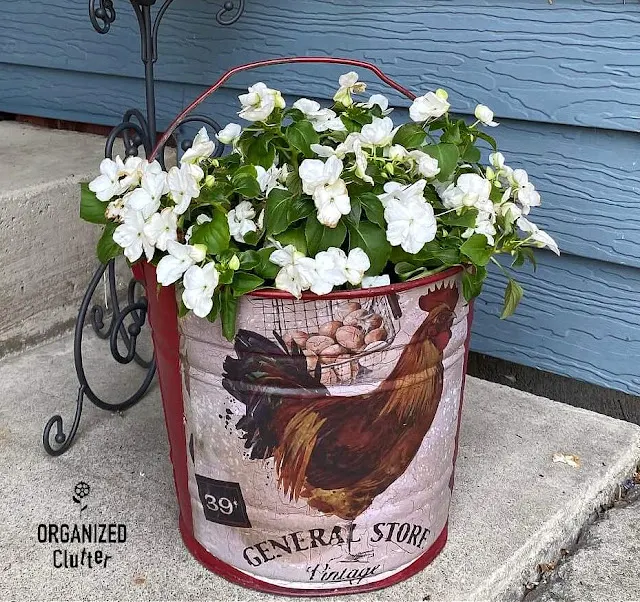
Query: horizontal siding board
3,1,640,130
472,253,640,395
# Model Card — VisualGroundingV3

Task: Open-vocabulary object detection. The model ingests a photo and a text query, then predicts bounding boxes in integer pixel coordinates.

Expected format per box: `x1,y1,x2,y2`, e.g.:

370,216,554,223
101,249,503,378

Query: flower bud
190,244,207,263
204,174,216,188
435,88,449,100
228,255,240,271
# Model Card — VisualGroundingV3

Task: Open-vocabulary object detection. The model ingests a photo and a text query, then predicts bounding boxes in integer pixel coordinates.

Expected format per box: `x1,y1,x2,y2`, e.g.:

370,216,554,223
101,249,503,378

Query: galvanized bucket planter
138,261,472,596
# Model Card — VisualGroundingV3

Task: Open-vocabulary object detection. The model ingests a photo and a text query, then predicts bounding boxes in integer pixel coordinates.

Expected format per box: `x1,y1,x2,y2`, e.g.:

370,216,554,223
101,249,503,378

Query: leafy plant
81,73,558,338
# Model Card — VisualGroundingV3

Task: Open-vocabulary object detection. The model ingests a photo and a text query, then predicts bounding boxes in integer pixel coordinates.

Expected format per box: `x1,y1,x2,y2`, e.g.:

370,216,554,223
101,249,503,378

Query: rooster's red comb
419,282,459,312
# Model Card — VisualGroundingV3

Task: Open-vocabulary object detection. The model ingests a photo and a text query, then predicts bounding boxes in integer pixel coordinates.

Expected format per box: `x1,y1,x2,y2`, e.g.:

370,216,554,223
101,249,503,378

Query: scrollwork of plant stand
43,0,245,455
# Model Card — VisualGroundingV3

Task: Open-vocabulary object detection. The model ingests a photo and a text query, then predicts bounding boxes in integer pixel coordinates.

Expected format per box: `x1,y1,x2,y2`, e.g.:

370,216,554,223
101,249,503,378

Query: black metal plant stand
42,0,244,456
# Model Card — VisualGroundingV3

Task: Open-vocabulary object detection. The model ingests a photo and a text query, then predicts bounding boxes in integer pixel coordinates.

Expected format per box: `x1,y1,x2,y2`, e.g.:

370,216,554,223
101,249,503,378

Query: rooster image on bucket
141,261,472,596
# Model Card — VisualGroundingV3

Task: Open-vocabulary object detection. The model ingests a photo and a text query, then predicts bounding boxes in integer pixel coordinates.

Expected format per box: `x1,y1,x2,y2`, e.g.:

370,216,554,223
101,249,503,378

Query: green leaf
275,226,308,255
239,250,260,270
231,165,261,198
287,196,314,224
254,248,280,280
286,169,303,197
339,115,362,133
501,278,523,319
232,271,264,297
422,144,460,181
520,247,538,270
474,130,498,151
219,286,239,341
305,217,347,256
189,206,230,254
460,233,493,266
439,208,478,228
461,266,487,300
345,196,362,226
80,183,108,224
264,189,312,236
178,297,190,318
348,222,391,275
245,135,276,169
440,122,462,145
358,193,385,229
392,123,427,149
96,223,121,263
461,144,481,163
206,291,221,323
285,120,320,157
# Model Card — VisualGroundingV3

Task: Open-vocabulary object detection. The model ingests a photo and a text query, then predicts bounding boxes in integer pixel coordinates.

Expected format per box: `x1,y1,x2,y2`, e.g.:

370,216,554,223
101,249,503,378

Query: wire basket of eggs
249,293,403,386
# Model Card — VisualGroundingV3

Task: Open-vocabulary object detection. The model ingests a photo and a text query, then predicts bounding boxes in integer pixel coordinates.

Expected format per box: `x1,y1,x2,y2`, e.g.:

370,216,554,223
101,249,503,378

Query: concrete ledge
0,121,106,357
1,333,639,600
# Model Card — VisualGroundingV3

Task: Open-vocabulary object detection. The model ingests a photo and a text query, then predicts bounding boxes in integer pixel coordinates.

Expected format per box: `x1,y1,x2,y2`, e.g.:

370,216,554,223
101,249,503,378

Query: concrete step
528,487,640,602
0,121,106,357
1,332,639,601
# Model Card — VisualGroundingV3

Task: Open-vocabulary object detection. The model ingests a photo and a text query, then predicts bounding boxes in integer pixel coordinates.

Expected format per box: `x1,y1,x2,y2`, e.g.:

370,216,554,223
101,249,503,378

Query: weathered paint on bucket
140,262,472,596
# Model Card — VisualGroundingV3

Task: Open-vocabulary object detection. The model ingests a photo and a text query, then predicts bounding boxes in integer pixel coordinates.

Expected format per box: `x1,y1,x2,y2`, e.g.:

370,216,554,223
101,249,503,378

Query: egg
335,326,365,351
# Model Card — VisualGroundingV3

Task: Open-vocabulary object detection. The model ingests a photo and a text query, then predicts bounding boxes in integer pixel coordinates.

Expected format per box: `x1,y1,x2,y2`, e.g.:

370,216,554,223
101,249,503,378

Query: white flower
387,144,410,162
255,164,285,196
463,210,497,246
409,89,450,122
489,152,506,170
167,163,201,215
105,197,126,221
311,247,370,294
511,169,541,214
311,248,349,295
361,94,392,114
517,217,560,255
499,201,522,226
89,157,126,202
156,240,207,286
409,150,441,178
359,117,398,147
216,123,242,145
182,263,220,318
314,180,351,228
126,171,168,219
227,200,258,243
299,155,343,196
440,173,493,214
292,98,345,132
270,245,317,298
333,72,367,107
352,138,373,184
181,127,216,165
299,156,350,227
384,196,437,254
378,179,427,208
474,104,499,127
310,133,359,159
121,158,164,192
238,82,285,122
143,208,178,251
362,274,391,289
112,209,155,262
343,248,370,285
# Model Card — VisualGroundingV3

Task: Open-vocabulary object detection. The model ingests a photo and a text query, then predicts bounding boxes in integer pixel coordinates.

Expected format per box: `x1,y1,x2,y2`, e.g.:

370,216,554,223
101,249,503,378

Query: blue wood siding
1,0,639,394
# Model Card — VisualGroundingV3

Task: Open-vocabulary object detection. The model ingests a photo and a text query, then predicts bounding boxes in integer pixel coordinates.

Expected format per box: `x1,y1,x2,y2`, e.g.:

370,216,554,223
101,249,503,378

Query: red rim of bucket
247,265,465,301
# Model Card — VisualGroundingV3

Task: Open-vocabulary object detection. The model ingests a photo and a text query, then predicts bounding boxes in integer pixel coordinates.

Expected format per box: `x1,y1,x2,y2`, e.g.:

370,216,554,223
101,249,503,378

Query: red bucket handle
150,56,417,161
